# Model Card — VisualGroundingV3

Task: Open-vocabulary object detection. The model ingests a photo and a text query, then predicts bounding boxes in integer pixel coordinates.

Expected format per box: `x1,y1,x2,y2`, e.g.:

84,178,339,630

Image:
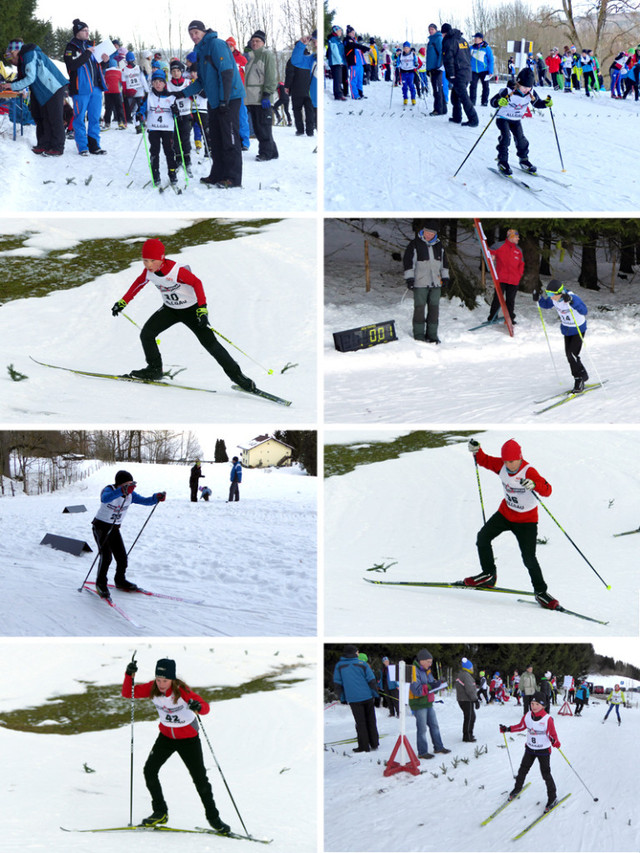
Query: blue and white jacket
334,655,378,703
10,43,68,104
538,290,588,336
230,460,243,483
470,41,494,74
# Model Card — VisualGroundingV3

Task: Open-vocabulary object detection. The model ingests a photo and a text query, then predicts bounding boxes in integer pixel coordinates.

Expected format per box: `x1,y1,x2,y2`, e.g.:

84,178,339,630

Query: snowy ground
324,219,640,423
324,76,640,212
0,640,316,852
324,671,639,851
0,218,317,423
1,461,317,636
324,430,639,637
0,114,318,212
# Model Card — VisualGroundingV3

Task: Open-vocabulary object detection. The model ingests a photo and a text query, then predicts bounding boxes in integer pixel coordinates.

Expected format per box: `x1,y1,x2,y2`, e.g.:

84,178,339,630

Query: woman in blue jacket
536,279,589,392
469,32,494,106
2,39,68,155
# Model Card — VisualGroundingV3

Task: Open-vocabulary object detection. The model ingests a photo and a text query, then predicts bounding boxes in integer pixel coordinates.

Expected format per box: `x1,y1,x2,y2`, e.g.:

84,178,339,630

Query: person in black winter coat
441,23,478,126
273,79,292,125
189,461,204,502
285,54,315,136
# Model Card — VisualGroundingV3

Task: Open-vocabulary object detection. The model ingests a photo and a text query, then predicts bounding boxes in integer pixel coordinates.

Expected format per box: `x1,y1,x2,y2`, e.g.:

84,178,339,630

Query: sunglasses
545,286,564,295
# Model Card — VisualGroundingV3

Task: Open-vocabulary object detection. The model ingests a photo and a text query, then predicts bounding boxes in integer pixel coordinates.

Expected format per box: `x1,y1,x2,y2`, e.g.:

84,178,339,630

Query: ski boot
403,99,408,106
544,798,558,813
141,809,168,826
95,580,111,600
168,168,178,185
195,139,203,151
130,365,164,381
115,577,139,592
535,591,560,610
235,373,256,393
519,158,537,174
411,99,416,106
462,572,497,589
508,787,523,801
207,812,231,834
497,160,512,176
572,377,585,393
186,165,194,178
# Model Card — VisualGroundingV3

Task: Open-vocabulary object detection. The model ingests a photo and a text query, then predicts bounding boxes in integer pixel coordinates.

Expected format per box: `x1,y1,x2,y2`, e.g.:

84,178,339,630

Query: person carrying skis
122,657,231,833
499,691,561,813
465,438,559,610
398,41,418,106
603,684,625,725
489,66,553,175
111,238,256,391
228,456,242,502
534,278,589,393
92,470,166,598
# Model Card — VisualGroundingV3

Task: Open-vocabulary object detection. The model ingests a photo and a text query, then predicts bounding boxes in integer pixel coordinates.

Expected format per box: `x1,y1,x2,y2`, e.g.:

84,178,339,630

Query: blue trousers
413,705,444,754
401,70,416,99
239,100,250,148
73,89,103,152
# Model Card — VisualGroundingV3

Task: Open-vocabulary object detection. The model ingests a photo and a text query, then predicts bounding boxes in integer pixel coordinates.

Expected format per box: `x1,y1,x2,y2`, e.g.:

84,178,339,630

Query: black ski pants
496,117,529,162
470,70,490,106
144,733,221,820
103,92,126,125
139,304,247,385
247,104,279,160
173,113,192,166
207,98,243,187
92,519,127,585
349,699,379,751
574,697,585,715
564,332,587,379
514,747,556,803
429,70,446,114
30,87,66,153
292,94,315,135
228,481,240,502
148,130,176,182
477,511,548,594
489,282,518,323
449,76,478,124
458,700,476,740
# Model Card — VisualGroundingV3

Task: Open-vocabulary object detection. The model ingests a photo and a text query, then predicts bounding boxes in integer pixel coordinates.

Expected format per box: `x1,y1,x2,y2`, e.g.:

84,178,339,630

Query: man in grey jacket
520,664,538,714
403,224,449,343
244,30,279,161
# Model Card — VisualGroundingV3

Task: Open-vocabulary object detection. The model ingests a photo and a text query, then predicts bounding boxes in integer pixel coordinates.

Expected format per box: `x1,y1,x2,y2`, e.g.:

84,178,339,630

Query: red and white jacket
476,448,552,524
122,673,210,739
508,709,560,753
122,259,207,309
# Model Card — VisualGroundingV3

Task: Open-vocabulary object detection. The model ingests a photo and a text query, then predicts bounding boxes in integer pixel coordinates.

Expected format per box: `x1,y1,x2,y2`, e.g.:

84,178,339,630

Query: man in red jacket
487,228,525,325
465,438,559,609
545,47,562,89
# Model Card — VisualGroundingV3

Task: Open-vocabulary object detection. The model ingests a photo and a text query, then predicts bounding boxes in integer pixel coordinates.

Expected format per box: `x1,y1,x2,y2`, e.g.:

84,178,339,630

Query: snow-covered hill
324,429,639,636
324,675,639,851
324,76,640,212
1,641,316,851
1,461,316,636
0,219,316,423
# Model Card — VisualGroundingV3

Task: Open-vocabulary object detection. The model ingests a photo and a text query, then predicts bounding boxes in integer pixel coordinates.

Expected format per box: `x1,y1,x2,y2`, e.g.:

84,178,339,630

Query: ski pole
128,650,137,826
452,108,499,178
197,714,249,836
126,502,160,557
122,311,161,345
566,303,607,393
79,520,118,591
195,110,211,159
549,107,566,172
536,302,561,383
531,492,610,589
173,113,189,185
389,73,394,108
209,326,274,375
474,456,486,524
140,123,156,188
557,748,598,801
125,133,144,175
503,731,516,777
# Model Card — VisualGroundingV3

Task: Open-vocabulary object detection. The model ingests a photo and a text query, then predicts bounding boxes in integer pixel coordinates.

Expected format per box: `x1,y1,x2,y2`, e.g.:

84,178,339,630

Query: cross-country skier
465,438,559,610
398,41,418,106
139,70,179,186
489,66,553,175
534,278,589,393
603,684,625,725
122,657,231,833
92,470,166,598
111,238,256,391
499,691,561,813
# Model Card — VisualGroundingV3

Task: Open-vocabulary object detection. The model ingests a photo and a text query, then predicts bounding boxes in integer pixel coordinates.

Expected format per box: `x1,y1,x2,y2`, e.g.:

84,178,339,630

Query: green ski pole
173,113,189,185
536,300,561,382
140,123,156,188
209,325,274,374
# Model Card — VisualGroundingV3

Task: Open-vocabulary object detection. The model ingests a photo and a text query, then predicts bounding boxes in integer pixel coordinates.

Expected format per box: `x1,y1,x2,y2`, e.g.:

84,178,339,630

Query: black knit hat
73,19,88,35
474,32,484,38
343,644,358,656
156,658,177,679
250,30,266,43
531,691,546,704
170,59,184,71
416,648,433,662
441,23,452,34
517,67,535,87
188,20,206,31
114,470,134,486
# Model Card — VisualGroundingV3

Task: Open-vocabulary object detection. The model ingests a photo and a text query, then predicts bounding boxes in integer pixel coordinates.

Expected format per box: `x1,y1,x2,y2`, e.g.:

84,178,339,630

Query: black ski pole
197,713,249,836
452,107,499,178
126,502,160,557
78,519,118,591
548,107,566,172
125,133,144,176
531,491,610,589
128,650,137,826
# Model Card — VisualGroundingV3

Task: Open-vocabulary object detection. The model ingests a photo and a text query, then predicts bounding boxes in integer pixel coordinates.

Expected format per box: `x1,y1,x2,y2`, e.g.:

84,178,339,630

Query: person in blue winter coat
426,24,447,115
290,32,317,108
469,32,494,106
535,278,589,392
2,39,68,155
228,456,242,502
180,20,245,188
91,470,166,599
379,655,400,716
64,18,108,155
326,25,347,100
333,644,380,752
398,41,418,105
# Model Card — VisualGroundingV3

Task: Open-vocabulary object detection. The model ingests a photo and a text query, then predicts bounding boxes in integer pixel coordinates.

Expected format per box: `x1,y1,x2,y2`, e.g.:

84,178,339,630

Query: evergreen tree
274,430,317,476
214,438,229,463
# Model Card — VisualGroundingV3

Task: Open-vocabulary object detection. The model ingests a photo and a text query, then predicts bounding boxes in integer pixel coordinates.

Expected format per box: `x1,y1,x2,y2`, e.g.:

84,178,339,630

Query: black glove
475,700,480,709
441,278,450,291
196,304,209,329
188,699,202,712
171,103,180,118
468,439,480,454
532,289,540,302
561,293,572,303
406,277,415,290
499,724,509,733
126,660,138,676
218,100,229,113
112,299,126,316
155,491,167,502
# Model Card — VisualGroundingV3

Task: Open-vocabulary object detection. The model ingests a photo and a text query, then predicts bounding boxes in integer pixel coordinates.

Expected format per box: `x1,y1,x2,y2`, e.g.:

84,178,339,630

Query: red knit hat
501,439,522,461
142,238,165,260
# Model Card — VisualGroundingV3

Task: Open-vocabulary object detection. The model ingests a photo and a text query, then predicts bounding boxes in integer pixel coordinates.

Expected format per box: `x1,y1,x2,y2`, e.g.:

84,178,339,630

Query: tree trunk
540,231,552,276
520,233,540,293
618,240,635,277
579,239,600,290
